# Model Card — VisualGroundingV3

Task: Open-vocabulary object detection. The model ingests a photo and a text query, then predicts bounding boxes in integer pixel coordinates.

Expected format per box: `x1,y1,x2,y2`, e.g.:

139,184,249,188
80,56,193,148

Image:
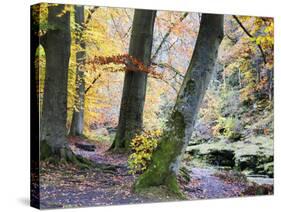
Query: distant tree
134,14,224,196
110,9,157,151
69,5,86,136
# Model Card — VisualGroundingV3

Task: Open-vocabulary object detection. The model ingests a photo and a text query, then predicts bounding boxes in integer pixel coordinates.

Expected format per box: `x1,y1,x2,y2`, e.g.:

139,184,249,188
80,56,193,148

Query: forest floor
39,137,272,209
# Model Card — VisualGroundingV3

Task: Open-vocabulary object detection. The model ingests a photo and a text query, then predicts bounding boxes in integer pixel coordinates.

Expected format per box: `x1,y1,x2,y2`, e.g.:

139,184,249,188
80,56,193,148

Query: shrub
128,129,162,175
213,117,241,141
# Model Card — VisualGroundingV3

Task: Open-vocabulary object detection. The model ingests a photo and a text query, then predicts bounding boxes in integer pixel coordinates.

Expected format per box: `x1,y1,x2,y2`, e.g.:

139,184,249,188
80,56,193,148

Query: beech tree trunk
40,5,72,160
111,9,156,151
134,14,224,196
69,5,86,136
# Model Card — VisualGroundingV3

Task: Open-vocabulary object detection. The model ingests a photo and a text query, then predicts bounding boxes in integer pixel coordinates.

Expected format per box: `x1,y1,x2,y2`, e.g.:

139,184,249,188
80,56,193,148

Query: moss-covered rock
207,149,235,167
185,135,273,177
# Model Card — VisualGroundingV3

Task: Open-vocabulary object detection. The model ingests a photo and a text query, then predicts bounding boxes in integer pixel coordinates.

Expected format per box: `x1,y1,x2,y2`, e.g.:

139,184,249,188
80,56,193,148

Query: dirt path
39,139,162,209
184,167,247,200
39,138,251,208
40,164,155,209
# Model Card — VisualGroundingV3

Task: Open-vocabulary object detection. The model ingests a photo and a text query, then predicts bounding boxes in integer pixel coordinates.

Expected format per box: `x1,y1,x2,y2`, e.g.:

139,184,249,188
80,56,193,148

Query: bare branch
233,15,267,64
151,12,189,61
152,62,184,78
85,73,101,94
110,14,126,48
84,6,99,26
225,33,237,43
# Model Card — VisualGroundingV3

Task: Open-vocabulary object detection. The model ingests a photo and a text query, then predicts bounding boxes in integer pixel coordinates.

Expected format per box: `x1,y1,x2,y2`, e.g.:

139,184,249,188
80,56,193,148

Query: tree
134,14,224,196
69,5,86,136
110,9,157,151
40,4,71,160
40,5,91,166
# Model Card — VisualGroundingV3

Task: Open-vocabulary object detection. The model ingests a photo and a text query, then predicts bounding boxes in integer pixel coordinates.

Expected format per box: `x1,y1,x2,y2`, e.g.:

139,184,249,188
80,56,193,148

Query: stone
207,149,235,167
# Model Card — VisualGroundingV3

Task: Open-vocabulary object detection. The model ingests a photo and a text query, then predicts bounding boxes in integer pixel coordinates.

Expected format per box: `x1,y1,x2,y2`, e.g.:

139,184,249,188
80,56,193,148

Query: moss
184,79,196,94
40,140,92,169
165,174,186,199
134,110,186,196
40,140,53,160
185,135,273,176
136,186,183,201
63,149,93,169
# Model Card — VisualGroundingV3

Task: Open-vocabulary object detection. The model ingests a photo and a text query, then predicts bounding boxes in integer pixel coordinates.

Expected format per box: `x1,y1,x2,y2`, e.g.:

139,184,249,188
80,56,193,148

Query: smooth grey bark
134,14,224,195
40,4,72,159
69,5,86,136
111,9,157,151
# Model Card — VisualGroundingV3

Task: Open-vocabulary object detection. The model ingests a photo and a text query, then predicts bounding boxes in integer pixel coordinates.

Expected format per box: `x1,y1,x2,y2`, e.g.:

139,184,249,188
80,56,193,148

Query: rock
186,148,200,156
207,149,235,167
247,176,274,185
242,183,273,196
264,162,274,177
235,154,258,171
75,143,96,151
185,137,273,178
235,154,273,177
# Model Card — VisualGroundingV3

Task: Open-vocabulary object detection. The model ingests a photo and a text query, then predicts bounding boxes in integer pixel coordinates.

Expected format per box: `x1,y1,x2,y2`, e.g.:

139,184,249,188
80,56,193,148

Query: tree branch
85,73,101,94
110,14,126,48
84,6,99,26
151,12,189,61
152,62,184,78
225,33,237,43
233,15,267,64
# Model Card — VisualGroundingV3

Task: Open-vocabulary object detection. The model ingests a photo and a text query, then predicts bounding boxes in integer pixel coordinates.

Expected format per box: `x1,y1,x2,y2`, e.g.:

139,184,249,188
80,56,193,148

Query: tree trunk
69,5,86,136
111,9,156,151
267,69,273,101
134,14,224,196
40,4,73,160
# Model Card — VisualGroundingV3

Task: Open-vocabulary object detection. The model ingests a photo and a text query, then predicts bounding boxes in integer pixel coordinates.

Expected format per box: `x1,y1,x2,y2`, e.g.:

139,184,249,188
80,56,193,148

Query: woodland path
39,138,250,209
183,167,247,199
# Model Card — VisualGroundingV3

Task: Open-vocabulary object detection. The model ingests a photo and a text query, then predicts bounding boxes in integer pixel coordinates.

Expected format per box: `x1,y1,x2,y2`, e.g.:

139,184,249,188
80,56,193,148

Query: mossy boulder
235,154,273,177
185,135,273,177
264,162,274,177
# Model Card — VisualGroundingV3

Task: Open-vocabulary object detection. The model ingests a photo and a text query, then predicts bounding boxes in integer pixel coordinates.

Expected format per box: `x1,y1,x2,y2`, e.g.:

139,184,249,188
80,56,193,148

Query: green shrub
214,117,241,141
